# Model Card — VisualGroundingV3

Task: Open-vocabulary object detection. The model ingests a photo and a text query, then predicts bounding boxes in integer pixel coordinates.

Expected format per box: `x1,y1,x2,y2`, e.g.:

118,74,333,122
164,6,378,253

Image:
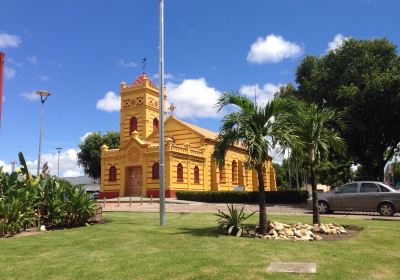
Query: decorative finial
142,57,147,74
168,103,176,117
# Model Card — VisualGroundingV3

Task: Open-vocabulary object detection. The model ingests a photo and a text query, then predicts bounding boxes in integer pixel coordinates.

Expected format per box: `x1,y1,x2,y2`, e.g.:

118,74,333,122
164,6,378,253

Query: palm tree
291,104,346,225
212,92,297,235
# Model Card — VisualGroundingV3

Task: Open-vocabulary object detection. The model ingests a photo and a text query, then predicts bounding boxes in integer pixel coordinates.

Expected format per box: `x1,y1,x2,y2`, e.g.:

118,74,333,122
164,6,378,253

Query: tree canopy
77,132,119,181
291,38,400,180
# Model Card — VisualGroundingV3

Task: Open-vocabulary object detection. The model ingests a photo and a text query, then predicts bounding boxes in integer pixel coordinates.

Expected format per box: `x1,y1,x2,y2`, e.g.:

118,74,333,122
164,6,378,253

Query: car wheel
378,202,395,216
318,201,330,214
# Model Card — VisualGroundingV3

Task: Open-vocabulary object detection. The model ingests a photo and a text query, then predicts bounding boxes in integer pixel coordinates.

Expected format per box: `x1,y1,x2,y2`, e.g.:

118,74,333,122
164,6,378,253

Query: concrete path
98,198,400,220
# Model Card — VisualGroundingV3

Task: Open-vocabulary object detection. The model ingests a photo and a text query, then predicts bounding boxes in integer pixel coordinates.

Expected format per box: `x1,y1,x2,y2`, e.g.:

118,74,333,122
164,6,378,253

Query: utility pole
56,147,62,177
159,0,166,226
10,161,16,173
36,90,51,177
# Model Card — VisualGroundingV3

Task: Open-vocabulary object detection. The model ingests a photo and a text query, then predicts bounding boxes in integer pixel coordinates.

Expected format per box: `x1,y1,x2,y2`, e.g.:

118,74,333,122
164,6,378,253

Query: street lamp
56,147,62,177
36,90,51,177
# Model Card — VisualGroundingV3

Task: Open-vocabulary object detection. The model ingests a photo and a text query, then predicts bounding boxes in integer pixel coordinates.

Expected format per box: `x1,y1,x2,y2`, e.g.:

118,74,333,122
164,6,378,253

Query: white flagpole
159,0,166,225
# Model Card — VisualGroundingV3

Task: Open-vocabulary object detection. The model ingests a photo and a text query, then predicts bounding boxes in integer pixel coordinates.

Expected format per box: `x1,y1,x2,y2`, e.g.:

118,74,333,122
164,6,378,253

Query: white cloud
40,75,49,81
0,32,21,48
4,67,16,79
25,148,82,177
0,160,13,173
117,59,137,68
27,55,38,64
21,91,40,101
80,132,93,142
247,34,303,64
239,82,284,106
166,78,222,119
96,91,120,112
327,34,350,52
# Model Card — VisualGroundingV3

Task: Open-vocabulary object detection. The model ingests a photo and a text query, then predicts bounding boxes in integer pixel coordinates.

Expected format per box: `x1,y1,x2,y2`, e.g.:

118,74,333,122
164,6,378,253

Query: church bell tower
119,72,166,144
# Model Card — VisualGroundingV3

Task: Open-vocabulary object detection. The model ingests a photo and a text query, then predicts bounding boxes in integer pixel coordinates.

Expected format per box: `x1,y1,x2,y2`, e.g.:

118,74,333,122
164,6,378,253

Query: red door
126,166,142,196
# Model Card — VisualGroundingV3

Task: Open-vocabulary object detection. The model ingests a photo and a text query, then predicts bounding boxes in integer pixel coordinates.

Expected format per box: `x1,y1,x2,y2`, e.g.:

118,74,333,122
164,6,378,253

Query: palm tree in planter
212,92,298,235
291,104,346,225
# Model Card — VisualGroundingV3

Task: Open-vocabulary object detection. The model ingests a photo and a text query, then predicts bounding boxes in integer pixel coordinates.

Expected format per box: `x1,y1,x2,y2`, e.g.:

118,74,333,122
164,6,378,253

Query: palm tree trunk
310,164,320,225
256,164,267,235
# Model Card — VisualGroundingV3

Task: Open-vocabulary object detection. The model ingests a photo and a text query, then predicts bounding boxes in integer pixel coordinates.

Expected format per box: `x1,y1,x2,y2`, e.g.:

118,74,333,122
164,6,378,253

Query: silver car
313,181,400,216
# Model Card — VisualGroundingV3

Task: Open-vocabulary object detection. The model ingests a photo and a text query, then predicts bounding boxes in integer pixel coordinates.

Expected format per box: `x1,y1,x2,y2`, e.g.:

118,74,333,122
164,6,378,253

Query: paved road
99,199,400,220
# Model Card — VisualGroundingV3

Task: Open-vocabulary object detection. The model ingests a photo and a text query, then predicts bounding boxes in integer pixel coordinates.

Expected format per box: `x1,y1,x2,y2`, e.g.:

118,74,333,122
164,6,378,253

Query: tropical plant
1,152,96,237
290,104,346,225
215,204,255,237
212,92,298,235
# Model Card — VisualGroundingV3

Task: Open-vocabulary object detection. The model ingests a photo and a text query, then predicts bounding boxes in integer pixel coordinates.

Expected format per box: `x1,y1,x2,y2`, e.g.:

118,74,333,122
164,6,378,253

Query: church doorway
125,166,142,196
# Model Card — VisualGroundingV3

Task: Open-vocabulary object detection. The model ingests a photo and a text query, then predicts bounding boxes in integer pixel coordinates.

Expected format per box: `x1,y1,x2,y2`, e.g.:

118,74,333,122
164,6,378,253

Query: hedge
176,190,309,204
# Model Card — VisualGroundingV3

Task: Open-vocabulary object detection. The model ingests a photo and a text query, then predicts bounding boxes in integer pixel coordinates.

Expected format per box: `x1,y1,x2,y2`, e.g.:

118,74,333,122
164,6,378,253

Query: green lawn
1,212,399,280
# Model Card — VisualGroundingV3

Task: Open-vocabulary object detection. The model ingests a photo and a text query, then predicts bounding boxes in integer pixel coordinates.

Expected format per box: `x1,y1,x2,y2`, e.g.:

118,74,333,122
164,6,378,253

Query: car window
360,183,379,193
337,183,358,193
379,184,392,192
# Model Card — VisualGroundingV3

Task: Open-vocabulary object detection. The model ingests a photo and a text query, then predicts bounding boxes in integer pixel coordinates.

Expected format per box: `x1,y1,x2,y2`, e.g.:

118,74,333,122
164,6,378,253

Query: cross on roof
168,103,176,116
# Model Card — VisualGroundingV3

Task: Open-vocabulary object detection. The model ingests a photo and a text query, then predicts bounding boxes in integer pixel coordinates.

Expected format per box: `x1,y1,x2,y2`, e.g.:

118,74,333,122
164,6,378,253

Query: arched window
153,118,159,131
129,116,137,134
194,166,200,184
152,162,159,179
177,163,183,182
109,166,117,182
232,160,238,184
219,165,225,182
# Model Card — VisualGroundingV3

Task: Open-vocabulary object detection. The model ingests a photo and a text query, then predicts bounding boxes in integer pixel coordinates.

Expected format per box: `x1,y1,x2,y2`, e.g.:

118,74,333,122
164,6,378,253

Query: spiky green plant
215,204,255,237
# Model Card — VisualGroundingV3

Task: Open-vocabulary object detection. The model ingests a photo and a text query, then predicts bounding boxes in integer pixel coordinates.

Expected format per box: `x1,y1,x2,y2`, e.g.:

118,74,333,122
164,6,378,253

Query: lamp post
10,160,16,173
36,90,51,177
159,0,166,225
56,147,62,177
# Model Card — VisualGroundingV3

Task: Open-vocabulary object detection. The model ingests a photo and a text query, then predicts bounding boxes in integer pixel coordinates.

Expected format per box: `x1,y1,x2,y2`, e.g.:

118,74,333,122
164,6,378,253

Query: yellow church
99,73,276,198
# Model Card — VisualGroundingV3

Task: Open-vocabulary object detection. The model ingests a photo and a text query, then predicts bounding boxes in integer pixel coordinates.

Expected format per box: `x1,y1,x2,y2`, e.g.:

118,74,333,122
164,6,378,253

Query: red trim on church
146,189,176,198
99,191,120,199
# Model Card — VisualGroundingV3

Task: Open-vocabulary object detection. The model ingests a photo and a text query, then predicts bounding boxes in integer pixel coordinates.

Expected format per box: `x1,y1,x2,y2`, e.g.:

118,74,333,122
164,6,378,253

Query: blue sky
0,0,399,176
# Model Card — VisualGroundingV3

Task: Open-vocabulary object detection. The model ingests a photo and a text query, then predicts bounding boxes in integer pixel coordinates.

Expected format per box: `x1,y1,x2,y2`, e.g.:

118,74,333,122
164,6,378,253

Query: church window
177,163,183,182
153,117,159,131
109,166,117,182
130,116,137,134
219,165,225,182
152,162,159,179
194,166,200,183
232,160,238,184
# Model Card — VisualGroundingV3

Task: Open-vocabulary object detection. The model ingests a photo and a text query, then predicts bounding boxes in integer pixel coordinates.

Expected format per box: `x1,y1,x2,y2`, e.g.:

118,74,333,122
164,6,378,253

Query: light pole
10,161,16,173
159,0,166,225
56,147,62,177
36,90,51,177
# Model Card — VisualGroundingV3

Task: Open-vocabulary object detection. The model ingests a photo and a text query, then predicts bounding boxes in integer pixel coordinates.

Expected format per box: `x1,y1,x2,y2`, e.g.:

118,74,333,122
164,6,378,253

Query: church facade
99,73,276,198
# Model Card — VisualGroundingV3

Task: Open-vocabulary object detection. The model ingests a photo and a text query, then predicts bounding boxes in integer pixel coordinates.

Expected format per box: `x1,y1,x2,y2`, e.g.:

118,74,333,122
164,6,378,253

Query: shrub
176,190,309,204
0,152,96,237
215,204,255,237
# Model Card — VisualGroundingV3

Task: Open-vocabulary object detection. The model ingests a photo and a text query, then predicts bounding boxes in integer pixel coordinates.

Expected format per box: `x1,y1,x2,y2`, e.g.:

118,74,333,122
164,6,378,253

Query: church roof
131,73,157,88
177,119,219,140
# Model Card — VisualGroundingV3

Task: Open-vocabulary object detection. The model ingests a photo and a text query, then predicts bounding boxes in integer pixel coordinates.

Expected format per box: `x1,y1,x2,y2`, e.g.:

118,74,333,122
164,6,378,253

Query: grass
0,212,399,280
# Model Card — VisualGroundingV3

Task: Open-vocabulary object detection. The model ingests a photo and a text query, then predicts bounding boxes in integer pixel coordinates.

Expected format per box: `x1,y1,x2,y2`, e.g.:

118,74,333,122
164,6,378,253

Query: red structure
0,52,4,127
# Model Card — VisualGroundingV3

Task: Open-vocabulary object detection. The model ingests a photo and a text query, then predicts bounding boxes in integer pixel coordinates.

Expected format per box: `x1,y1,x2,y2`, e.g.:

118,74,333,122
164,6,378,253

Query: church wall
100,151,125,198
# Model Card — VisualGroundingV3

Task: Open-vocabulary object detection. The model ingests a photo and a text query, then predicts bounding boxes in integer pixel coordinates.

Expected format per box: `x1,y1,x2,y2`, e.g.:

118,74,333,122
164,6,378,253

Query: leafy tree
294,38,400,180
272,163,289,189
77,132,119,181
212,92,297,235
289,104,346,225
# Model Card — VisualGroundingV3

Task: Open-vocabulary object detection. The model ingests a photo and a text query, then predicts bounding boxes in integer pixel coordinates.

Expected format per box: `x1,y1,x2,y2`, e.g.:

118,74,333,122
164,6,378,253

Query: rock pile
251,221,347,241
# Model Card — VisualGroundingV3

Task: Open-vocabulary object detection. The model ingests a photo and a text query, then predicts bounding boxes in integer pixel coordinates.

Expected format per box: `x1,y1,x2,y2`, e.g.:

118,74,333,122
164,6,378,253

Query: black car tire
318,201,330,214
378,202,395,216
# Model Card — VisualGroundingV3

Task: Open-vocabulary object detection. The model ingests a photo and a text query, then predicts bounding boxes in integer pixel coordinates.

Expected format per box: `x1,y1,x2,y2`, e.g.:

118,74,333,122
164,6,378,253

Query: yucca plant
215,204,255,237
